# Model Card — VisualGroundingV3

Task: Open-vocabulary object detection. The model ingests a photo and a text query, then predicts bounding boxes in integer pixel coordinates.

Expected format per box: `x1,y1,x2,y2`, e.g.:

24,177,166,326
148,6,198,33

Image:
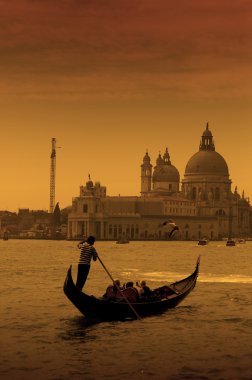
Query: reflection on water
0,240,252,380
59,316,104,341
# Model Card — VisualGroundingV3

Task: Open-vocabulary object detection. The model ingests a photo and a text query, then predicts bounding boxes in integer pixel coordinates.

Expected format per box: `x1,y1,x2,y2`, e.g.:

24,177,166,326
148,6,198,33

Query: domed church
68,124,251,241
182,123,231,205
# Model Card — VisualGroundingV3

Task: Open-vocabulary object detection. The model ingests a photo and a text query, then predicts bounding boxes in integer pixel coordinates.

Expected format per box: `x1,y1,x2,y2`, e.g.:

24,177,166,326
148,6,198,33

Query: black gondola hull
64,257,200,321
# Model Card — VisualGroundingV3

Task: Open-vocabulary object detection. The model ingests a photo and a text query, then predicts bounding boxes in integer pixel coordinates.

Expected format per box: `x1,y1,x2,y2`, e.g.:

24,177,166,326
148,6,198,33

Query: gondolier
76,235,98,290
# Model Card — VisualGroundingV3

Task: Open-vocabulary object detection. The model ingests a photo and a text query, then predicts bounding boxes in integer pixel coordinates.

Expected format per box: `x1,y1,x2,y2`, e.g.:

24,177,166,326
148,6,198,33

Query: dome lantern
199,122,215,151
163,147,171,165
156,152,164,166
86,174,94,189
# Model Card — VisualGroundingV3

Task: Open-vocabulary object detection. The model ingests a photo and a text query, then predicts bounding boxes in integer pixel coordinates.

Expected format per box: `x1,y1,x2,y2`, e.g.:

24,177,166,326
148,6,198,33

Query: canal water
1,240,251,379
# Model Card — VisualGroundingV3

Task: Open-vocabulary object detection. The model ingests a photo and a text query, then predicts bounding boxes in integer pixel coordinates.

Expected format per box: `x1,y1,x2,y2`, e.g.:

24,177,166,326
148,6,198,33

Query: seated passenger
103,279,122,299
139,280,152,299
125,281,134,288
117,281,139,303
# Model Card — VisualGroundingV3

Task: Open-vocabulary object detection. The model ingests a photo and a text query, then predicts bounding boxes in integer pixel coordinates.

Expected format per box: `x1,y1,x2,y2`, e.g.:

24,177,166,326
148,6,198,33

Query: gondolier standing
76,235,98,290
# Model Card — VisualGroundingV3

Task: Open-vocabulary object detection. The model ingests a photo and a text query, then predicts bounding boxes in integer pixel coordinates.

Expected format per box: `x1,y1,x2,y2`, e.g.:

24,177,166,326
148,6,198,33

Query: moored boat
226,238,236,246
63,256,200,321
116,239,129,244
198,238,208,246
116,240,129,244
237,238,246,244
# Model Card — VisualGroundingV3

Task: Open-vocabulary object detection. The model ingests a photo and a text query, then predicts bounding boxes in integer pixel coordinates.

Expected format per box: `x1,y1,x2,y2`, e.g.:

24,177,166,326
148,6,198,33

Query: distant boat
116,238,129,244
198,238,208,246
226,206,235,246
226,238,236,247
237,239,246,244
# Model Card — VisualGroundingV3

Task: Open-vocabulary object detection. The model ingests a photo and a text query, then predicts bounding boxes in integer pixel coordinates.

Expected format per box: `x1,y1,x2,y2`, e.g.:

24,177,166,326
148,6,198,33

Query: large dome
184,123,229,177
185,150,229,176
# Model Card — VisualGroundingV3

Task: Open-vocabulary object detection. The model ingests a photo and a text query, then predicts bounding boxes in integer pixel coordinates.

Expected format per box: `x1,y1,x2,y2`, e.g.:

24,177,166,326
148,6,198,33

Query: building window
126,225,130,236
83,204,88,213
216,209,225,217
118,225,122,235
192,187,197,200
113,225,117,238
215,187,220,200
131,225,134,239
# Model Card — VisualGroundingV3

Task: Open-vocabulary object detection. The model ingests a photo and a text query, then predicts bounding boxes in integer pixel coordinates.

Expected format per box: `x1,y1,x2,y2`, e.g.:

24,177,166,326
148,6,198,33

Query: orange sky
0,0,251,211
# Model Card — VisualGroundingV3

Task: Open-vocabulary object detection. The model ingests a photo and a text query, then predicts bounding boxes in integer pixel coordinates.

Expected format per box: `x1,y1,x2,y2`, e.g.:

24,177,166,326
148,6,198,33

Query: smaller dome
153,164,180,182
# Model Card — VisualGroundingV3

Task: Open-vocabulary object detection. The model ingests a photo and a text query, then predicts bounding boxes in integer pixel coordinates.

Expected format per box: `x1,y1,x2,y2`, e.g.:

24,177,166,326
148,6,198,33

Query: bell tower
141,151,152,195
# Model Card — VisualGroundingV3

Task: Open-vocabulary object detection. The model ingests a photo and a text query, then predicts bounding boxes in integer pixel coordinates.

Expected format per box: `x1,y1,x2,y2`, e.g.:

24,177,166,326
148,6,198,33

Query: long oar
97,255,142,320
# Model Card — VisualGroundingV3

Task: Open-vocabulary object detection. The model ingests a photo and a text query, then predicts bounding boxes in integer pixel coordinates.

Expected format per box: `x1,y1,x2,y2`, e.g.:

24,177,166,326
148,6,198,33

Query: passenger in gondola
120,281,139,303
103,279,122,299
140,280,152,297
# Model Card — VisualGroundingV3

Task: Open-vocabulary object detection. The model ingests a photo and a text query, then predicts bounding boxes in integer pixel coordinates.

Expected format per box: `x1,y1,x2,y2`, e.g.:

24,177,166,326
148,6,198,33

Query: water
1,240,251,380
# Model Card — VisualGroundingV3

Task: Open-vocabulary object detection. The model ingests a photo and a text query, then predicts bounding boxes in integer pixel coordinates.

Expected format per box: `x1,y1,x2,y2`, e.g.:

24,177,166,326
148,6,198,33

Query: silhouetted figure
104,279,123,299
120,281,139,302
139,280,152,298
76,235,97,291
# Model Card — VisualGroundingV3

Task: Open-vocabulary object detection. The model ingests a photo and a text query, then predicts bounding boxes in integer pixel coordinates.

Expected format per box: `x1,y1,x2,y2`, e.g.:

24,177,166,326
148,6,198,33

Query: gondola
63,256,200,321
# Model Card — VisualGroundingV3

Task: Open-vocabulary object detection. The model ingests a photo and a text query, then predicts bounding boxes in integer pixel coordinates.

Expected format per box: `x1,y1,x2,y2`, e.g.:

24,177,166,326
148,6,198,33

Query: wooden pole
97,255,142,320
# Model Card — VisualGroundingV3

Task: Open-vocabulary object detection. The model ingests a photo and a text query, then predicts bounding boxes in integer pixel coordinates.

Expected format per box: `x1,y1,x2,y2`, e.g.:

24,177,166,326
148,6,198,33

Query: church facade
68,124,251,240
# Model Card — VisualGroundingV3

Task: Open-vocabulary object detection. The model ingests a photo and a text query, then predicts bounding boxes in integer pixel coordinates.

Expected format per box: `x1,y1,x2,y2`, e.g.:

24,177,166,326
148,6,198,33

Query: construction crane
49,138,56,213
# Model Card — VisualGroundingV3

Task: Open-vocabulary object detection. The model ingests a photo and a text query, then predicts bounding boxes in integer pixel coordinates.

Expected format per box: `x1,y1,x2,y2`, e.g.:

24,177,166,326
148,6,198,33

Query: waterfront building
68,125,251,240
0,207,66,239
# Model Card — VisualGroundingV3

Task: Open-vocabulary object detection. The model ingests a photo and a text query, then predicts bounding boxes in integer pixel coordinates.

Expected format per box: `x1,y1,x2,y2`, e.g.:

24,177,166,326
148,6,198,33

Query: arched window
215,209,226,217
